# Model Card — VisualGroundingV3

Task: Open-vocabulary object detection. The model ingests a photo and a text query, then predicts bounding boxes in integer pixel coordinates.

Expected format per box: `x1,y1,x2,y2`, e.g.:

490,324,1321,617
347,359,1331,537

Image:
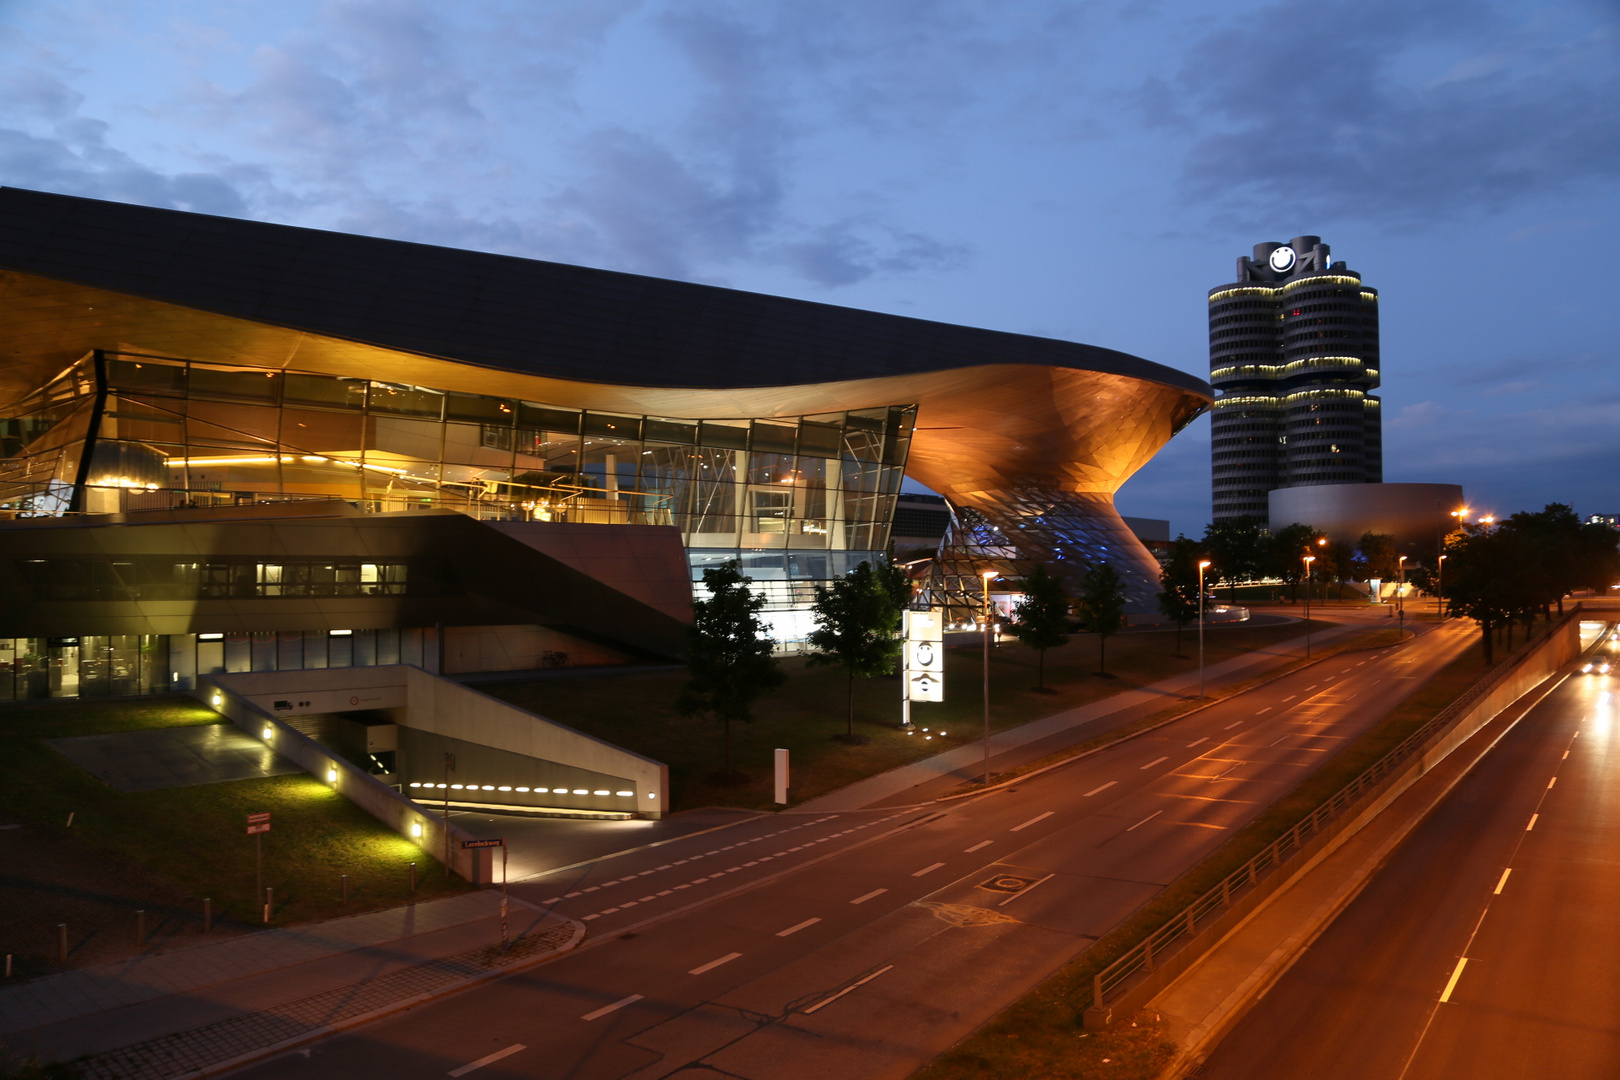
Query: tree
1202,517,1267,602
1009,564,1070,689
674,561,785,779
1267,522,1323,602
1077,561,1128,675
1156,536,1203,657
807,559,907,743
1576,520,1620,595
1358,532,1399,583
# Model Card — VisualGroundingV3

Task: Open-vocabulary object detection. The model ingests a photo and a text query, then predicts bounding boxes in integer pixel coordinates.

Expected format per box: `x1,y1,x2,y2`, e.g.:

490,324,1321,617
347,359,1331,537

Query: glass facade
0,350,914,614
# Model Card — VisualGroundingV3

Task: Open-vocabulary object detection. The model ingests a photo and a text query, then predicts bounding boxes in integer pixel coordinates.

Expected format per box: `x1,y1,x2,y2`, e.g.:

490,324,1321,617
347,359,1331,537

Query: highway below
234,618,1474,1080
1196,626,1620,1080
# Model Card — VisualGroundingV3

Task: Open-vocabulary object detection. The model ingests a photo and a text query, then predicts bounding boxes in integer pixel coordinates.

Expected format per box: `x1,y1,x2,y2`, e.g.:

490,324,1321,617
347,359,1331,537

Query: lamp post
1397,554,1407,637
1437,553,1447,621
1198,560,1211,698
980,569,997,786
1303,555,1316,658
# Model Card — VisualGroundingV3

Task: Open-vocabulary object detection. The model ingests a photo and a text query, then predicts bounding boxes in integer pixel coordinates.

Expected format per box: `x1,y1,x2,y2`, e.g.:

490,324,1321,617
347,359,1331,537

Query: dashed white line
777,917,822,937
1256,707,1273,715
1547,777,1557,789
1187,737,1209,748
803,965,894,1014
965,840,993,853
1527,814,1539,831
1084,781,1117,797
1494,868,1512,894
689,952,742,975
851,888,888,905
1439,957,1469,1003
448,1044,526,1077
1011,811,1055,832
1224,721,1245,730
1283,695,1297,702
1126,810,1163,832
912,862,945,877
1563,751,1570,759
1141,756,1169,770
581,994,642,1021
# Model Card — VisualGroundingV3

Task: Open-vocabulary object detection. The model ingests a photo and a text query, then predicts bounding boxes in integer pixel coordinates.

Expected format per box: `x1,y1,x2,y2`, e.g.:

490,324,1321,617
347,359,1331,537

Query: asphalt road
1197,627,1620,1080
235,619,1473,1080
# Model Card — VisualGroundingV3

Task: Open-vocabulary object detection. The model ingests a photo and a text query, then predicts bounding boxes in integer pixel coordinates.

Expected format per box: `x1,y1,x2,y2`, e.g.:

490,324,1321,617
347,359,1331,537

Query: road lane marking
1494,868,1512,894
997,872,1056,907
1256,708,1273,715
1283,695,1297,702
1141,756,1169,770
1563,751,1570,759
778,917,822,937
448,1044,526,1076
1126,810,1163,832
965,840,993,853
803,965,894,1014
1269,735,1290,746
1084,781,1117,797
543,897,561,905
851,888,888,904
689,952,742,975
1548,777,1557,789
912,862,946,877
1186,737,1209,748
1011,811,1055,831
581,995,643,1021
1527,814,1539,831
1439,958,1470,1003
1304,684,1319,691
1224,721,1244,730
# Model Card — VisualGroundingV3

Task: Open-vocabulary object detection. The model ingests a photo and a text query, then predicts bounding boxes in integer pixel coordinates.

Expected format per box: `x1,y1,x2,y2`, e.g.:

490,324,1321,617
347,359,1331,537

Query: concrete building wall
1269,482,1465,560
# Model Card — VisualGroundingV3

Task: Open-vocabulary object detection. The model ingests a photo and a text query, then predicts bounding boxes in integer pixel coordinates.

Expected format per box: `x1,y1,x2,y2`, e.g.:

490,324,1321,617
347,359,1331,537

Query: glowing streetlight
1303,555,1317,658
1437,553,1448,620
981,569,998,786
1397,554,1408,635
1198,560,1212,697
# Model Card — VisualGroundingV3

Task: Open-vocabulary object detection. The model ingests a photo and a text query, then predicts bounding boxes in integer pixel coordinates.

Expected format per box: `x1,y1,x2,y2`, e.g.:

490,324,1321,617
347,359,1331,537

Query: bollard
263,886,273,924
136,909,146,946
5,954,11,978
410,862,417,893
58,923,67,964
203,897,212,933
342,874,349,903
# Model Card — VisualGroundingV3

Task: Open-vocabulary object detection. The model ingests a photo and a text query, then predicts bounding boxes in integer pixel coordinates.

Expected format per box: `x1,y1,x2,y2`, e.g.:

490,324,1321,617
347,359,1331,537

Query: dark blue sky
2,0,1615,537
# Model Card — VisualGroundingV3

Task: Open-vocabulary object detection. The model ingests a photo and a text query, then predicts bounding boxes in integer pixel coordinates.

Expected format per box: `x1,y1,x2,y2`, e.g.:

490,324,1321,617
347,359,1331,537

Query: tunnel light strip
408,781,636,798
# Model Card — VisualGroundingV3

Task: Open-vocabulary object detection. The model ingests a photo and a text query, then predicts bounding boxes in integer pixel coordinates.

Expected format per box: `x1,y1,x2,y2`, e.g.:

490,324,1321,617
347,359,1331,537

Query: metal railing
1090,607,1585,1013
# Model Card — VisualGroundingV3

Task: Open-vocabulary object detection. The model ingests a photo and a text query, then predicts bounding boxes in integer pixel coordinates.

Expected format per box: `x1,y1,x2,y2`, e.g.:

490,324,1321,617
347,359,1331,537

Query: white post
774,748,789,805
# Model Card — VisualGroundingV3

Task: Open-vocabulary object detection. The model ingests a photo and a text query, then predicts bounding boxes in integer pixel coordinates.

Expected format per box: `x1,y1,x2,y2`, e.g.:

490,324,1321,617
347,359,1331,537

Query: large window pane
191,365,280,403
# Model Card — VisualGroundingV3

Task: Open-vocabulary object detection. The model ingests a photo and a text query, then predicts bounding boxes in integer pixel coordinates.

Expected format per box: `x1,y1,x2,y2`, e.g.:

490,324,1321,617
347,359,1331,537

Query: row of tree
1196,517,1408,600
676,557,1133,775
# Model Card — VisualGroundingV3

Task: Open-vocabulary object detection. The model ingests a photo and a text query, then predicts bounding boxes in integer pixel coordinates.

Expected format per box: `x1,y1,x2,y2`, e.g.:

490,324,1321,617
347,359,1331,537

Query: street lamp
1397,554,1407,636
1198,560,1212,697
1437,554,1447,621
980,569,998,786
1303,554,1316,658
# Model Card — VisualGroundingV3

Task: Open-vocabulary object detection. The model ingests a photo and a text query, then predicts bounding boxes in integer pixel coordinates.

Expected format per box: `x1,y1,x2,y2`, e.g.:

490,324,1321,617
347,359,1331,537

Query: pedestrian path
795,622,1367,812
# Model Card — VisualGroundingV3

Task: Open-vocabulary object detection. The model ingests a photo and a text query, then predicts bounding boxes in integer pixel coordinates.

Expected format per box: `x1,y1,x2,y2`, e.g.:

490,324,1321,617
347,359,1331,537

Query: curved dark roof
0,187,1209,398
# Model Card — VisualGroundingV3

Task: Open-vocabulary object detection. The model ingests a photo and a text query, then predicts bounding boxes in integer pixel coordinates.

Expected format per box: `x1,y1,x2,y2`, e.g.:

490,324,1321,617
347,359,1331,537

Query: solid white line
1126,810,1163,832
1011,811,1055,832
1527,814,1539,831
1439,957,1469,1003
965,840,993,853
1494,868,1512,895
448,1044,526,1077
803,965,894,1014
912,862,945,877
689,951,742,975
997,872,1056,907
851,888,887,904
778,917,821,937
581,995,642,1021
1141,756,1169,770
1186,737,1209,748
1547,777,1557,788
1084,781,1117,797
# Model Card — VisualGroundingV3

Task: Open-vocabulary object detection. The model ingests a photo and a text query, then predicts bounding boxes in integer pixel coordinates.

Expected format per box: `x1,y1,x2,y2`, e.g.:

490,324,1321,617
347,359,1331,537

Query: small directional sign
460,838,505,849
247,811,271,835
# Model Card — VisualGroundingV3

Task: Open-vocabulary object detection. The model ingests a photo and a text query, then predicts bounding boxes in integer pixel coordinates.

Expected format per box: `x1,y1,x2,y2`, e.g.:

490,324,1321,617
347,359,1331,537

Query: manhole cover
979,875,1035,893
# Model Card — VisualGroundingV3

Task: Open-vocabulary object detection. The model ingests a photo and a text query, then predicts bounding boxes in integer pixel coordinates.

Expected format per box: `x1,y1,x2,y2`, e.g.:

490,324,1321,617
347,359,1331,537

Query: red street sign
247,822,271,835
460,838,504,849
247,812,271,824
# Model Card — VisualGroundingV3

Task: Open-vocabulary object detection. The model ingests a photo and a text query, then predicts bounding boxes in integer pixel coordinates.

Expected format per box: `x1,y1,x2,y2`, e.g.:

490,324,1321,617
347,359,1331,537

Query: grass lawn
912,620,1554,1080
0,697,469,937
480,619,1335,812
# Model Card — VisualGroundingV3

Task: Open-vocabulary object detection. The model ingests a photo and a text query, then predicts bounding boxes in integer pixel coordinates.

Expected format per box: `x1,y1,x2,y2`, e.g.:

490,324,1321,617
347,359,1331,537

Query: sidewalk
795,620,1368,812
1,889,579,1070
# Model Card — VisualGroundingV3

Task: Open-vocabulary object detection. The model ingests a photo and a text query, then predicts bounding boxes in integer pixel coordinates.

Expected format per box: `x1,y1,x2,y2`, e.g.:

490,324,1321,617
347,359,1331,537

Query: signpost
902,609,945,726
247,811,271,907
462,838,508,950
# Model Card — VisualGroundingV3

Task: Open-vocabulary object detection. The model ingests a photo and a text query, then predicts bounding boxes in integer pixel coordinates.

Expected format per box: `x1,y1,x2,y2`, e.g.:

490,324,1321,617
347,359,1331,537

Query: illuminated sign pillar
902,609,945,726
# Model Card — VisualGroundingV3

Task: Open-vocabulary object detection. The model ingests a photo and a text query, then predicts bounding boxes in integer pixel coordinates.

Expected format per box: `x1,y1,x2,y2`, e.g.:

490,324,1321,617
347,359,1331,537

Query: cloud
1157,0,1620,226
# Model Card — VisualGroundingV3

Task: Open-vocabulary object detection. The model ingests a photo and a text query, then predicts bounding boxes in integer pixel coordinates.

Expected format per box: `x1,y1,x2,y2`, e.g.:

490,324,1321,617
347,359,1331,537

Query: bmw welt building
0,188,1210,700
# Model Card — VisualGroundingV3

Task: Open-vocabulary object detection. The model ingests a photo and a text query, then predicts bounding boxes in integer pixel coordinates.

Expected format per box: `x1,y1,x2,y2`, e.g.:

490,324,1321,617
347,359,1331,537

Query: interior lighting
481,785,494,791
451,783,464,789
498,786,512,792
516,787,530,792
593,789,609,796
615,790,633,797
573,788,588,795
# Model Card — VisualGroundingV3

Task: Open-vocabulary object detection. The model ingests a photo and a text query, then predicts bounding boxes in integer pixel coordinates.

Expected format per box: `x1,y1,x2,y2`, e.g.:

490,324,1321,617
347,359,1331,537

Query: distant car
1582,660,1613,674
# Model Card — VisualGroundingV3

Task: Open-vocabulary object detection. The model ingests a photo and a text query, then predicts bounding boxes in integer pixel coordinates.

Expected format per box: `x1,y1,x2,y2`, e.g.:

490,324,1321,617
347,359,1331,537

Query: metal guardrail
1089,608,1588,1014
